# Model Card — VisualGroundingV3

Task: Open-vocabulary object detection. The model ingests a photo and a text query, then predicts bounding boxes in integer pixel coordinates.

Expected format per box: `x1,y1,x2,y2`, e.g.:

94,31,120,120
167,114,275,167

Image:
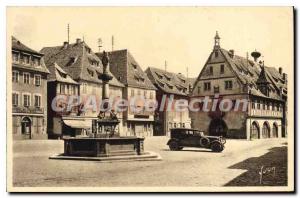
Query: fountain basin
63,137,144,157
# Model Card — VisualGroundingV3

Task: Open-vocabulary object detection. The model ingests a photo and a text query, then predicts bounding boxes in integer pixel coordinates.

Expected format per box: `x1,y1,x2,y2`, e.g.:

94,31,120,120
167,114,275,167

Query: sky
7,7,293,78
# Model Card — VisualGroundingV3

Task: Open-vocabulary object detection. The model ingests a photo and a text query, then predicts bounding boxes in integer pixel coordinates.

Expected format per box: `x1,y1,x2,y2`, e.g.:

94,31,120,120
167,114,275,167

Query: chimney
279,67,282,75
229,49,234,58
283,73,287,83
63,41,68,49
76,38,82,44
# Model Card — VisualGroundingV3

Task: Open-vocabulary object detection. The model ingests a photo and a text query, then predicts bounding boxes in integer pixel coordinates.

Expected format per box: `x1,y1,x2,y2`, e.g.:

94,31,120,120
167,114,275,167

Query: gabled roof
96,49,156,90
145,67,195,96
194,47,287,100
47,62,78,84
41,41,124,87
12,36,50,74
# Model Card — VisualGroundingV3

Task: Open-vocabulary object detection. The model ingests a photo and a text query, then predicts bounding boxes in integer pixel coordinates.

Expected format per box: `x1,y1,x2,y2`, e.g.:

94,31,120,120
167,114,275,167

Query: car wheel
211,142,224,152
200,137,210,147
178,147,184,150
169,141,180,151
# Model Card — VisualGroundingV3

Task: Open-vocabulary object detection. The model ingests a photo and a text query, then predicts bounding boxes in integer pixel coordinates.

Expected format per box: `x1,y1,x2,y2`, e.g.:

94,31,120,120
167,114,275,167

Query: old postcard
6,6,294,192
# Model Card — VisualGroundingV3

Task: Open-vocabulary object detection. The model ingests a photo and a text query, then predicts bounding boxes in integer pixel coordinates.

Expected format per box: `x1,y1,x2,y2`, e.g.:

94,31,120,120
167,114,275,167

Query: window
215,51,219,57
267,102,270,110
33,58,40,66
220,64,224,74
252,100,256,109
23,73,30,84
92,86,96,94
209,67,213,75
34,95,41,108
87,69,94,77
204,82,211,91
137,90,141,96
60,84,64,94
225,80,233,90
34,75,41,86
71,86,76,95
12,71,19,82
82,83,87,94
144,91,147,99
150,92,153,99
262,101,266,110
131,89,134,97
257,100,260,109
23,94,30,107
12,93,19,106
214,86,219,93
24,55,30,64
12,53,19,62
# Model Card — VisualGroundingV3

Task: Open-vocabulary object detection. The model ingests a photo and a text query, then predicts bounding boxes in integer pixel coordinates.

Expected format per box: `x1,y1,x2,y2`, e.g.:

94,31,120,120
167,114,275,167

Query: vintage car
167,128,226,152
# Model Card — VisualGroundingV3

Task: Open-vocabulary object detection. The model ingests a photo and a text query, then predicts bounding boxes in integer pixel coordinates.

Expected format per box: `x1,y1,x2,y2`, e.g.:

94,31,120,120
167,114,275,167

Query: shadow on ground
224,144,287,186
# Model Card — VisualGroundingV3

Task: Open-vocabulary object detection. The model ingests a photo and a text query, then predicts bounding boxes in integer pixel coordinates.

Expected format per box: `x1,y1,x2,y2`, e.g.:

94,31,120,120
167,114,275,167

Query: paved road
12,137,287,187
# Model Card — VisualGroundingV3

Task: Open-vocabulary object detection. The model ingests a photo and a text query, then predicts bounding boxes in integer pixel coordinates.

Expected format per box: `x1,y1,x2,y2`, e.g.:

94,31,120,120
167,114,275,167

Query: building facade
11,36,50,140
46,62,81,138
96,49,157,137
190,32,287,140
41,39,124,137
146,67,195,136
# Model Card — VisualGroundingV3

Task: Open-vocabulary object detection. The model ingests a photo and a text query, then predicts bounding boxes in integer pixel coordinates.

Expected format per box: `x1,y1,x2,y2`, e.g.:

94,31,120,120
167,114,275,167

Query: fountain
50,51,161,161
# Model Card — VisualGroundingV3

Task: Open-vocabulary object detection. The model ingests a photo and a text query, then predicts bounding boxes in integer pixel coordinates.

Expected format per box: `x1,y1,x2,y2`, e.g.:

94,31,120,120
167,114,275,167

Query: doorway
209,119,228,137
21,117,31,139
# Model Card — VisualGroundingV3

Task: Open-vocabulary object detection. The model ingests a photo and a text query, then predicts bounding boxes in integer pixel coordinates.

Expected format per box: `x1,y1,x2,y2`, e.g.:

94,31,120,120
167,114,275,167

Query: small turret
214,31,221,49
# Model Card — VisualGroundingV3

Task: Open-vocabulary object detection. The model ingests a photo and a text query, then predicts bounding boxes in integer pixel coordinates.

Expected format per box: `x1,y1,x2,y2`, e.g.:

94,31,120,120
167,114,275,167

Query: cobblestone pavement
12,137,287,187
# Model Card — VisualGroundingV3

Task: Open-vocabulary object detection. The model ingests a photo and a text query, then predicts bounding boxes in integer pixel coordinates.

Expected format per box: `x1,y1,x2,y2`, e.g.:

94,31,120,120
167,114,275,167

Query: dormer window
12,52,19,62
87,69,94,77
164,73,171,81
157,81,164,87
57,69,67,78
32,57,41,66
132,63,138,70
155,72,163,79
23,55,30,64
67,56,78,66
166,82,173,89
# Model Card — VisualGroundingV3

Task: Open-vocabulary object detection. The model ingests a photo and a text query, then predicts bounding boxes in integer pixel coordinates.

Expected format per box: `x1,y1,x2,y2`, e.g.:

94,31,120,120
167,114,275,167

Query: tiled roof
12,36,50,74
47,62,78,84
218,48,287,100
145,67,194,96
40,41,124,87
12,36,42,55
96,49,156,90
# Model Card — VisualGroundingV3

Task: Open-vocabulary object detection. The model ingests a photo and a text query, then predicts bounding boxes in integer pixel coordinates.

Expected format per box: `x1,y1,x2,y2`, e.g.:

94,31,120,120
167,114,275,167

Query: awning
63,119,92,129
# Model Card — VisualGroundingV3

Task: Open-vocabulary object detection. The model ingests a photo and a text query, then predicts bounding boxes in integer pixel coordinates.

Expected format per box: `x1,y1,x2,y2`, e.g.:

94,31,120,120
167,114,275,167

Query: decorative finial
214,31,221,49
214,31,220,39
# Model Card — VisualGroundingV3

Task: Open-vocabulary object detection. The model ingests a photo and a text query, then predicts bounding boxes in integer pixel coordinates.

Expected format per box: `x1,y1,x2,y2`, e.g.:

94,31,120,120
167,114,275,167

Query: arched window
251,121,260,139
262,121,270,138
272,122,278,138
